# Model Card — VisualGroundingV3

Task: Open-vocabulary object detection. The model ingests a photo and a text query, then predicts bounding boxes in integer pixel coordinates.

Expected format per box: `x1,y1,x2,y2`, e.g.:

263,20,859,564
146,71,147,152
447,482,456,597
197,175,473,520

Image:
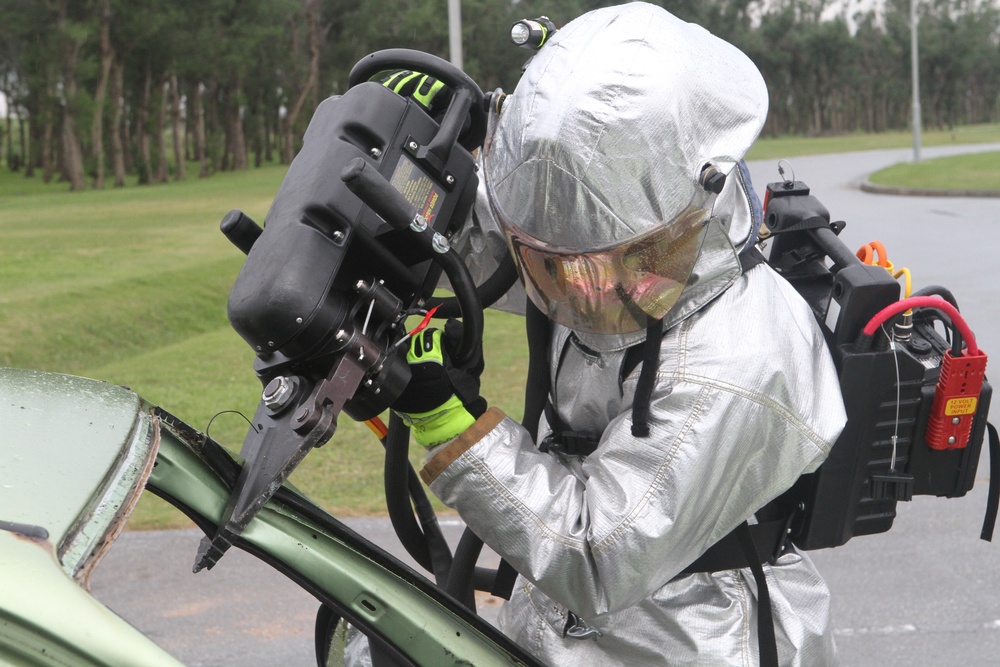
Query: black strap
491,559,520,599
982,422,999,542
631,319,665,437
735,522,780,667
490,301,554,602
522,299,551,441
739,246,768,272
676,517,788,577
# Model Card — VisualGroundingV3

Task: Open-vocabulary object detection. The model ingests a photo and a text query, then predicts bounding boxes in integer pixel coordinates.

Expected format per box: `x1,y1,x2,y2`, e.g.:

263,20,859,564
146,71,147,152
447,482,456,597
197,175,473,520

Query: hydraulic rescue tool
196,49,492,572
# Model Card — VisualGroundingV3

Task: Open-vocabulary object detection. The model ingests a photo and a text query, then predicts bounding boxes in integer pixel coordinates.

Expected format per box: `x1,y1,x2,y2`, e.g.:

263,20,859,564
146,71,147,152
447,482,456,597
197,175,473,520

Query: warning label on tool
389,156,443,225
945,396,978,416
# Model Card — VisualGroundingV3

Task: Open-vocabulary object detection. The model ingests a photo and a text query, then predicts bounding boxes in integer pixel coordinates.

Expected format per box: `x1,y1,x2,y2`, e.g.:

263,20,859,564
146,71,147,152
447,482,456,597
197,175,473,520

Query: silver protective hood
484,2,768,251
446,4,768,323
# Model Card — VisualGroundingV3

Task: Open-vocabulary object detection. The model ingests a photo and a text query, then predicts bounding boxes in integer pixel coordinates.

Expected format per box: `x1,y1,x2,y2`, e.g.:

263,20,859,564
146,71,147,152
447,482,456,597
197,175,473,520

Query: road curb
860,178,1000,198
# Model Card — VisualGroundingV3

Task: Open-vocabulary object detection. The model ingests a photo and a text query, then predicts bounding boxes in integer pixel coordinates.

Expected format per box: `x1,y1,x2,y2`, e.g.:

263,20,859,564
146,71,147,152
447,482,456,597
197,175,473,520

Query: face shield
483,127,712,334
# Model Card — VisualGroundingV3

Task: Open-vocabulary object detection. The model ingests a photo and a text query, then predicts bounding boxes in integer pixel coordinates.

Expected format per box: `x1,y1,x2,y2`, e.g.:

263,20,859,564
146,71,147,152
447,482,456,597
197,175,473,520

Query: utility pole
448,0,463,70
911,0,922,163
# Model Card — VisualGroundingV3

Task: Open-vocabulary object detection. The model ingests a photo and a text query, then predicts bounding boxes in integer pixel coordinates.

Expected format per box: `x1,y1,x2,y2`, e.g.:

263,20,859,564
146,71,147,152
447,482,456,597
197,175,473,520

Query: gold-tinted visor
499,208,706,334
481,100,711,334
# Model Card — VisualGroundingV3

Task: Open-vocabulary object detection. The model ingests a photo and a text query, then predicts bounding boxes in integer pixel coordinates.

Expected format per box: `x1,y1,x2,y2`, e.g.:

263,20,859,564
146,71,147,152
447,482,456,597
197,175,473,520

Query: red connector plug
926,349,988,450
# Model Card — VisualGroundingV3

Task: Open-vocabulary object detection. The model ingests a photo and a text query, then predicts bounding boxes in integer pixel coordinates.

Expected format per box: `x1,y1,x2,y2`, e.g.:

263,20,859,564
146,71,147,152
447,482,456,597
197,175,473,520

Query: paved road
92,145,1000,666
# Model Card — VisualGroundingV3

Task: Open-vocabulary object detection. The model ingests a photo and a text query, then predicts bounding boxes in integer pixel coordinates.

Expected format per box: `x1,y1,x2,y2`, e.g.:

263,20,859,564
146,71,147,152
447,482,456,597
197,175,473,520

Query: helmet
482,2,768,334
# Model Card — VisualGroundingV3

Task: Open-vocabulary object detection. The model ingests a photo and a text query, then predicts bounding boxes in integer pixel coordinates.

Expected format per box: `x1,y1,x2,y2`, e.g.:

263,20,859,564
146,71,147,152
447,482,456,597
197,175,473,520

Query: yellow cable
858,241,914,313
893,268,912,299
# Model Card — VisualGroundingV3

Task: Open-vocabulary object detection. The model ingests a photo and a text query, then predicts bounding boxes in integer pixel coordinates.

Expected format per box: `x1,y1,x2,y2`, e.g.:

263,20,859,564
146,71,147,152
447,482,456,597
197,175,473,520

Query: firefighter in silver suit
392,3,848,665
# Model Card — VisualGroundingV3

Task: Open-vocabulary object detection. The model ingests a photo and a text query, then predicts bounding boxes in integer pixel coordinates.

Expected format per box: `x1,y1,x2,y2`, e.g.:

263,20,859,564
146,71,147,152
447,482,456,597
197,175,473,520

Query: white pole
911,0,922,163
448,0,463,70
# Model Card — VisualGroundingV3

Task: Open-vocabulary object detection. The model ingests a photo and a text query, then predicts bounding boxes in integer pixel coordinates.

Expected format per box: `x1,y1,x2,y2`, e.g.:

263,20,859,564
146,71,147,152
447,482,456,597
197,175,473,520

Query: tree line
0,0,997,191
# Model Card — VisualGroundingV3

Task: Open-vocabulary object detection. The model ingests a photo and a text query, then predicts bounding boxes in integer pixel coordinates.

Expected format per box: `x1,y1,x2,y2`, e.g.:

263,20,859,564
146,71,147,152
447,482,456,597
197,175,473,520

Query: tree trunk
110,59,127,187
26,105,39,178
123,88,134,175
42,86,55,183
91,0,113,188
281,0,331,164
228,80,248,170
192,82,209,177
170,73,185,180
183,81,193,161
154,77,169,182
203,80,219,176
252,105,263,168
57,0,86,191
4,106,14,170
137,65,152,184
17,106,27,172
264,107,273,164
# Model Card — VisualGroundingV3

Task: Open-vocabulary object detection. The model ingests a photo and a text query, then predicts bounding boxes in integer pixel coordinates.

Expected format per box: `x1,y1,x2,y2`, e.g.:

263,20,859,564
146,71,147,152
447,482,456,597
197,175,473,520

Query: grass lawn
2,123,997,530
746,123,1000,160
867,150,1000,191
0,160,528,529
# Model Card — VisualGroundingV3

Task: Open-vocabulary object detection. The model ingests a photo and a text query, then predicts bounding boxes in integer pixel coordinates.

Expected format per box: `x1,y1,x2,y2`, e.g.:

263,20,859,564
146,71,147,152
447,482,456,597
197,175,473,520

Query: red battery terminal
861,296,988,451
926,348,988,450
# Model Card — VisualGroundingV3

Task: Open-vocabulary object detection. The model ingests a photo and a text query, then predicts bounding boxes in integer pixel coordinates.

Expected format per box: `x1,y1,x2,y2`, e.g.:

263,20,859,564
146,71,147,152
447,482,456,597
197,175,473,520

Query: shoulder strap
736,522,780,667
739,246,767,272
982,422,999,541
522,299,552,441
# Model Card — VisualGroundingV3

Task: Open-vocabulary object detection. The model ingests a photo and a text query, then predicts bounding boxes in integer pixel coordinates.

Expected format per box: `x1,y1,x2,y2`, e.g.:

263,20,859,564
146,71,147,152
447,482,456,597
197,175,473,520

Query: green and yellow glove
376,70,453,118
392,321,486,447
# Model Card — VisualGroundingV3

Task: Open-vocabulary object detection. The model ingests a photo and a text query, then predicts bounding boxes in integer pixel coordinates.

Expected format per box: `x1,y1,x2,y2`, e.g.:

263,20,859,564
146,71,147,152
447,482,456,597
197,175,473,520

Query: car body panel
0,368,180,667
0,368,157,586
151,409,539,667
0,368,541,667
0,529,184,667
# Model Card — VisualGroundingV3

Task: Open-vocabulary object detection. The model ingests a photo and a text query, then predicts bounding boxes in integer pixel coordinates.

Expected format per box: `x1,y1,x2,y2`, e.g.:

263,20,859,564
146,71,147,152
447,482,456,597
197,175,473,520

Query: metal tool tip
193,535,229,573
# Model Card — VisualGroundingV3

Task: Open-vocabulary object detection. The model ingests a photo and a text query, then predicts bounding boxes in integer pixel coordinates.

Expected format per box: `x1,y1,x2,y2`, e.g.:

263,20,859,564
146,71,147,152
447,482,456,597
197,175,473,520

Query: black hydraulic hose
428,245,484,365
907,286,965,354
383,413,434,574
382,413,455,585
341,158,484,366
445,302,552,609
445,528,483,610
383,413,461,588
425,250,519,317
912,285,960,310
410,468,455,585
447,527,513,609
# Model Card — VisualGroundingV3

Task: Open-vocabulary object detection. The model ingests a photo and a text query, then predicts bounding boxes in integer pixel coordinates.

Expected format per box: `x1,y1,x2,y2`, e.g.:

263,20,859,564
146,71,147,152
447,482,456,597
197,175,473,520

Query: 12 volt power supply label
389,156,443,225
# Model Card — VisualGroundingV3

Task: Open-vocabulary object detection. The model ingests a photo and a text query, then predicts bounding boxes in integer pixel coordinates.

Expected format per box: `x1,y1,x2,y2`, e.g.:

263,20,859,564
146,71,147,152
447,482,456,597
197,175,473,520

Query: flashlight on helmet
510,16,557,50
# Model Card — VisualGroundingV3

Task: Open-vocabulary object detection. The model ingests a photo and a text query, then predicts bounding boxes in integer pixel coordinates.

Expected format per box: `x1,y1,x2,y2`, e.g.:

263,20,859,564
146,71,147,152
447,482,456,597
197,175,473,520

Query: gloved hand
376,70,453,118
392,320,486,447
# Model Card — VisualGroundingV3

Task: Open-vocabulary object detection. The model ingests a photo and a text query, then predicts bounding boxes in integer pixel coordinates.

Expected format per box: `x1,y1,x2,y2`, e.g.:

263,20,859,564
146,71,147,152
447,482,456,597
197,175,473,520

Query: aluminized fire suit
416,3,848,666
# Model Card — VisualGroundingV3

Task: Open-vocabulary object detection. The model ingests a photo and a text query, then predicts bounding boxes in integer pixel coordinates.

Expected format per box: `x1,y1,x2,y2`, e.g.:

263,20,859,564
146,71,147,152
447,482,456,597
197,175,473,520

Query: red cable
408,304,441,337
862,296,980,356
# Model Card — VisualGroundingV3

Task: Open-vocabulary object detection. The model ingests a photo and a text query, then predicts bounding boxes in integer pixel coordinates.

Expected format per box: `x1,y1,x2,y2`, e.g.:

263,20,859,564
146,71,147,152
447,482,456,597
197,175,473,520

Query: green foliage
2,0,999,188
